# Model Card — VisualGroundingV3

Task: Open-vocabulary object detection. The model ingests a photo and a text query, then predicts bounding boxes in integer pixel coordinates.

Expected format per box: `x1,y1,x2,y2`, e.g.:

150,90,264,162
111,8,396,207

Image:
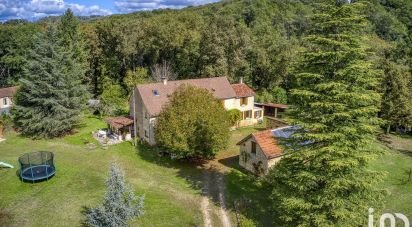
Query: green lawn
0,116,203,226
371,134,412,217
1,116,411,227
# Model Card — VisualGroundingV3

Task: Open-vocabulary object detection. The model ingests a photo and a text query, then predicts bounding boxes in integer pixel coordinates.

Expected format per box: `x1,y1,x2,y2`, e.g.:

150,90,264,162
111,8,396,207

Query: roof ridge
135,76,229,88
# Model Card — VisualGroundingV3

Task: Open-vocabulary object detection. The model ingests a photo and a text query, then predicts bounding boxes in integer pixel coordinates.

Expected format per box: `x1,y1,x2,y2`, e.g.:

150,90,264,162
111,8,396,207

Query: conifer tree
58,9,87,67
85,163,144,227
12,26,88,138
267,1,384,226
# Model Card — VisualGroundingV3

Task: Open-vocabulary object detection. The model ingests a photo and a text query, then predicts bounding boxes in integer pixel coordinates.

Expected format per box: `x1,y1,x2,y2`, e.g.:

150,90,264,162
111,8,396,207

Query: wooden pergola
105,116,134,141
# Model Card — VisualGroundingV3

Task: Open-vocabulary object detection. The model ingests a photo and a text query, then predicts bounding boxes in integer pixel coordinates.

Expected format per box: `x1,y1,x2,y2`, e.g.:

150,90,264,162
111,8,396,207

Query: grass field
0,116,205,226
1,116,411,226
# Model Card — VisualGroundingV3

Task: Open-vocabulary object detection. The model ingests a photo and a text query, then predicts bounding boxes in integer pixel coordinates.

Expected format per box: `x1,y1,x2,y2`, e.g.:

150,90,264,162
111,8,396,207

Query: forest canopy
0,0,411,131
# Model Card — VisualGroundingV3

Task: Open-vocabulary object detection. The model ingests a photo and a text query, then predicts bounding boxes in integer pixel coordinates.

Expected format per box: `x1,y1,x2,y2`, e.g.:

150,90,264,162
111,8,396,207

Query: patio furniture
98,129,107,138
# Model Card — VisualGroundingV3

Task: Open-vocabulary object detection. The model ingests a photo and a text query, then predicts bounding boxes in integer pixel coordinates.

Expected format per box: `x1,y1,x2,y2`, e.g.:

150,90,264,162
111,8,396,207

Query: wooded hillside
0,0,411,130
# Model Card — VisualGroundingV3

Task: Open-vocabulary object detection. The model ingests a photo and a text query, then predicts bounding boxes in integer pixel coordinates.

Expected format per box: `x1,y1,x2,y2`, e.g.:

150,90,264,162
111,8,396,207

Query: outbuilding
237,126,296,175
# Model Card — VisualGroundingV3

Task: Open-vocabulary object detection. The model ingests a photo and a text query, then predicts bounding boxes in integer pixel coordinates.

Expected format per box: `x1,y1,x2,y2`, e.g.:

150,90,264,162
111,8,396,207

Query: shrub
85,163,144,227
155,85,230,160
227,109,242,126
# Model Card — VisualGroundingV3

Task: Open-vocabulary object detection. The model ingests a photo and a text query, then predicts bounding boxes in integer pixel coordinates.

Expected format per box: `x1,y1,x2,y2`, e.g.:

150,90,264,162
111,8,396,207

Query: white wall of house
224,96,263,127
0,97,12,109
239,137,281,175
223,96,254,112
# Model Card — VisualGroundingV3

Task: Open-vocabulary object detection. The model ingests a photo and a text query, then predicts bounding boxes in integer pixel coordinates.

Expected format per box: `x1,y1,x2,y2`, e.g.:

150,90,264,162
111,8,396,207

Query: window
152,89,159,96
251,141,256,154
243,110,252,119
144,130,148,138
145,112,148,119
254,111,261,119
3,98,7,106
240,97,248,106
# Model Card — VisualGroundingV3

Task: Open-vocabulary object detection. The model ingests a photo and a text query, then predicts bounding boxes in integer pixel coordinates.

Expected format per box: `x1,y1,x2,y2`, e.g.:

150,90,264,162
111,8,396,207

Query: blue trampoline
18,151,56,182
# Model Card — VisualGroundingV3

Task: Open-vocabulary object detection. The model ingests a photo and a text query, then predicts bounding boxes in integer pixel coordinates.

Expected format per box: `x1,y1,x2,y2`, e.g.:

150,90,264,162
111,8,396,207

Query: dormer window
152,89,159,96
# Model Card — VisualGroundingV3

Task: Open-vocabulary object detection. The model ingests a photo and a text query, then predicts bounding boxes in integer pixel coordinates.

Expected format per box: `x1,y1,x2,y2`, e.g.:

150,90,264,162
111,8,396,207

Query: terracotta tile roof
236,129,287,159
0,86,17,98
136,77,237,116
231,83,255,98
106,116,134,129
252,130,283,159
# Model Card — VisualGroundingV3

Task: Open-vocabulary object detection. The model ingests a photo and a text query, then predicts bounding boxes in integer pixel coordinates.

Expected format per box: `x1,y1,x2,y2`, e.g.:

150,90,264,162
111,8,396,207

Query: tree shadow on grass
135,143,273,226
398,149,412,158
224,170,274,226
135,143,205,191
218,155,244,172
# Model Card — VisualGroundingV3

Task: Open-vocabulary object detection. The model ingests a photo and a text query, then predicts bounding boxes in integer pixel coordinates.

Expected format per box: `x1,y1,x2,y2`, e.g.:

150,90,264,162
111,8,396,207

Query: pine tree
267,1,384,226
58,9,87,68
12,26,88,138
85,163,144,227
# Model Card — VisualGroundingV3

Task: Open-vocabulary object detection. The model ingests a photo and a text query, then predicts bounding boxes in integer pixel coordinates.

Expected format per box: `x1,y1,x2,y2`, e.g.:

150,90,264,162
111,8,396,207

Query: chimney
162,78,167,85
239,77,243,84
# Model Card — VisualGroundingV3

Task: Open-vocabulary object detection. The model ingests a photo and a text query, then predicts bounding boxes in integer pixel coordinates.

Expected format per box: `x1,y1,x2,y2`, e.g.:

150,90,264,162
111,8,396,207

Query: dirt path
200,164,232,227
217,174,231,227
201,170,213,227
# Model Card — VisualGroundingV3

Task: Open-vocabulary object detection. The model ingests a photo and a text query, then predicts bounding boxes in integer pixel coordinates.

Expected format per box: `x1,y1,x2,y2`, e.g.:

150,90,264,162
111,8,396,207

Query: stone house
0,86,17,115
129,77,264,145
237,126,296,175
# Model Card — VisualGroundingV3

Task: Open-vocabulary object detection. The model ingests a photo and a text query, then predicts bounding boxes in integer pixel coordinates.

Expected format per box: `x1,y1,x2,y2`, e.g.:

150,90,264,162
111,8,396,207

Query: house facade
130,77,263,145
0,86,17,115
237,126,296,175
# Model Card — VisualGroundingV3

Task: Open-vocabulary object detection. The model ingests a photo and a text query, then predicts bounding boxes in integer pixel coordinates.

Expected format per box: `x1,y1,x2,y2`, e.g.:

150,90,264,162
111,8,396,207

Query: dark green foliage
12,26,88,138
58,9,88,78
0,23,39,86
267,2,384,226
100,79,128,116
255,87,287,104
155,85,230,160
380,55,412,133
85,163,144,227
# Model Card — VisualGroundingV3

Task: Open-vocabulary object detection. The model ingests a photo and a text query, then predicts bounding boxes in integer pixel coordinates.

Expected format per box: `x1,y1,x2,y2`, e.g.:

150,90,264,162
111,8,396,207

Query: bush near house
227,109,242,127
155,85,230,160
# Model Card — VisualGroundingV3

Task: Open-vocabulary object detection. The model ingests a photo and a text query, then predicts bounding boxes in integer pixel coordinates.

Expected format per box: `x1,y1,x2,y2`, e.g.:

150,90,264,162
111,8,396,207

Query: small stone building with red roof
237,126,293,175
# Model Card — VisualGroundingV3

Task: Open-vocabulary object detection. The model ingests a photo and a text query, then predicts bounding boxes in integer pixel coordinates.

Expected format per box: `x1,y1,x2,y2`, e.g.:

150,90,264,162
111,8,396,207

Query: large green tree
58,9,87,65
267,1,384,226
12,26,88,138
155,85,230,160
0,22,39,86
380,56,412,133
